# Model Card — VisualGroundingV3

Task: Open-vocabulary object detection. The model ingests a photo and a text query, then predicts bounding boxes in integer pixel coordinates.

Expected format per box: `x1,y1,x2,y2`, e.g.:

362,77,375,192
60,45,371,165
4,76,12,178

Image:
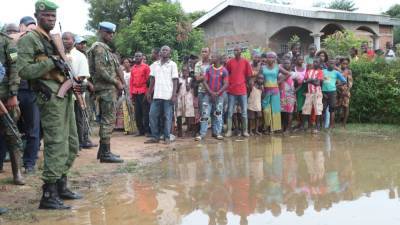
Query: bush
322,30,365,57
349,58,400,124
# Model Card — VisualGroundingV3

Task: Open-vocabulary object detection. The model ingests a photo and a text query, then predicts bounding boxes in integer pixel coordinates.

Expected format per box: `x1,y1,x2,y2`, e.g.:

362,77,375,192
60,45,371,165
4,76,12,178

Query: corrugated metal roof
193,0,400,28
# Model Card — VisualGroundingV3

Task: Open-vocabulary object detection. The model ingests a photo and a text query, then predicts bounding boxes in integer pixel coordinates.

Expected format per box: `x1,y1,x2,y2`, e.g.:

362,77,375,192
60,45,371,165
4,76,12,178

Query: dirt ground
0,131,193,224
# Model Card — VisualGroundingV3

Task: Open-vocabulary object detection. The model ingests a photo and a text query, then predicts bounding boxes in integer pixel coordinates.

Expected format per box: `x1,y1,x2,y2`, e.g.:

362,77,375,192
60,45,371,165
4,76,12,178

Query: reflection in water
30,134,400,225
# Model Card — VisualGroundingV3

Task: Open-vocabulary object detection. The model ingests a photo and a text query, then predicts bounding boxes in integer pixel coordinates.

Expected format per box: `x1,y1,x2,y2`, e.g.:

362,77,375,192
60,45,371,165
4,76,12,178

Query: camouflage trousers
36,92,79,183
0,103,23,155
96,89,117,144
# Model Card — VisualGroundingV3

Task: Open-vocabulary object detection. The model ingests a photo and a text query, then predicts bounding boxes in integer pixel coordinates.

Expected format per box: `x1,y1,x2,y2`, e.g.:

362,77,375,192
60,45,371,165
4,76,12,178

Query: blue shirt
322,69,347,92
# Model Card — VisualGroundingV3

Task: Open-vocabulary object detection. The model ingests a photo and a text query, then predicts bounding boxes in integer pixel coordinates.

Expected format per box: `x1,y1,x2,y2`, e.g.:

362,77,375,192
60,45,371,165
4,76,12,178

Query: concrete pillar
372,35,380,50
310,33,323,51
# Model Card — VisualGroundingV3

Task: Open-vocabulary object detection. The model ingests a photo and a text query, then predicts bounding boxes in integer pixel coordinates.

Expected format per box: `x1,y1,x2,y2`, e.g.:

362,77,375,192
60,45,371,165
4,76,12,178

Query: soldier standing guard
17,0,82,210
88,22,124,163
0,32,25,186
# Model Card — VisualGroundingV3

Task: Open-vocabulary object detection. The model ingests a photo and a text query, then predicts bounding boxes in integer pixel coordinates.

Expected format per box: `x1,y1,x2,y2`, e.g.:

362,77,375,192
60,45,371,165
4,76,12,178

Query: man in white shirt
62,32,96,150
145,45,178,144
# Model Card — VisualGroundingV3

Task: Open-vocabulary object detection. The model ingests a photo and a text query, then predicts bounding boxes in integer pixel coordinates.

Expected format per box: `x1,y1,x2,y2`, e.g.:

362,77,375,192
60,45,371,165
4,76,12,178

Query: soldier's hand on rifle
6,96,18,110
73,83,82,95
50,55,67,72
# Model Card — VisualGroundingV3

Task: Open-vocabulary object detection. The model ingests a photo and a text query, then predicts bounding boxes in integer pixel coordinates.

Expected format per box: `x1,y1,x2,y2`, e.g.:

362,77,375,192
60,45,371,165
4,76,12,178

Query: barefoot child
336,58,353,128
302,58,324,133
322,59,347,129
278,59,298,133
176,65,195,137
196,53,229,140
247,77,263,135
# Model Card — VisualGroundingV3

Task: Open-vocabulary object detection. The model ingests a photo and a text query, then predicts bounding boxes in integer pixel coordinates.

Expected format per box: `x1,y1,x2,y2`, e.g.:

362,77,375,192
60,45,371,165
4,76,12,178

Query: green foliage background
349,58,400,124
322,30,365,57
115,1,204,59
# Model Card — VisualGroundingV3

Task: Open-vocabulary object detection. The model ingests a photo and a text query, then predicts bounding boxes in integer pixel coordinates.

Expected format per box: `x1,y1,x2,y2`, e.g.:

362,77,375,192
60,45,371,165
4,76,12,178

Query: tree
187,11,206,22
327,0,358,11
322,30,364,57
384,4,400,44
84,0,166,31
384,4,400,18
115,1,204,59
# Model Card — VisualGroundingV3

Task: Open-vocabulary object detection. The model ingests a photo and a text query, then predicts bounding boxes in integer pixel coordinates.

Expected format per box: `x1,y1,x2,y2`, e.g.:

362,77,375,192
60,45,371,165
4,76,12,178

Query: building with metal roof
193,0,400,54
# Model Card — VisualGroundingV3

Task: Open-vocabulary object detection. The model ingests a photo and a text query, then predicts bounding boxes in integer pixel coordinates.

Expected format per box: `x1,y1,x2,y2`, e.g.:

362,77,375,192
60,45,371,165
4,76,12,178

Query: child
196,53,229,140
247,76,263,135
336,58,353,128
302,58,324,133
176,65,195,137
260,52,290,134
322,59,347,129
304,44,317,70
293,56,306,130
278,59,298,133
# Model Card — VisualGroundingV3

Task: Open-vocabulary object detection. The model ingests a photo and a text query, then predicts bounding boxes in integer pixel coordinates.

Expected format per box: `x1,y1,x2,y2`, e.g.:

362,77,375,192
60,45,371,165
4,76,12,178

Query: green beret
35,0,58,12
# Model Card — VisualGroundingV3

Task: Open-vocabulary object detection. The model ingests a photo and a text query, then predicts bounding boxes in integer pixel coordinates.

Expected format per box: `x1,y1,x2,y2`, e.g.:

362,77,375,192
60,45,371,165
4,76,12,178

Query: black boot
39,183,71,210
57,175,83,200
98,144,124,163
97,144,120,159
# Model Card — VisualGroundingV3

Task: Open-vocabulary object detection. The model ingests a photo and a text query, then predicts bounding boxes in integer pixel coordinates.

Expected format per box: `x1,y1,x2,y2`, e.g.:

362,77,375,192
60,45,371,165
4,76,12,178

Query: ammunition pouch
32,82,52,102
35,54,66,84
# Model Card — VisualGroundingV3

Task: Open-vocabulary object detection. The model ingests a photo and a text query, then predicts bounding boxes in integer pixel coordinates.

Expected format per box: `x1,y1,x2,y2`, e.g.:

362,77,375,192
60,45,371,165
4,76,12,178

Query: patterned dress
279,72,297,113
336,69,353,107
261,65,281,131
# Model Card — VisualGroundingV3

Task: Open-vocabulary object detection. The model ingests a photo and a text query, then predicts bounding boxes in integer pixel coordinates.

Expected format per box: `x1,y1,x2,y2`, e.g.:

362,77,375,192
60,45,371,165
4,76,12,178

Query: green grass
116,161,139,173
334,123,400,136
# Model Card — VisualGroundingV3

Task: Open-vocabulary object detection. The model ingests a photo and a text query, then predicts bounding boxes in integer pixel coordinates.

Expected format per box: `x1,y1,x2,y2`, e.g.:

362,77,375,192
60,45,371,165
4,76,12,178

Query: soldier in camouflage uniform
88,21,124,163
17,0,82,210
0,31,25,186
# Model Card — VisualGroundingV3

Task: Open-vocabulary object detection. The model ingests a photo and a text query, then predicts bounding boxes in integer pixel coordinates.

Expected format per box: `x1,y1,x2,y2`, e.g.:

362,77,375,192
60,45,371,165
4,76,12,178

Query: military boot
98,144,124,163
9,150,25,185
39,183,71,210
57,175,83,200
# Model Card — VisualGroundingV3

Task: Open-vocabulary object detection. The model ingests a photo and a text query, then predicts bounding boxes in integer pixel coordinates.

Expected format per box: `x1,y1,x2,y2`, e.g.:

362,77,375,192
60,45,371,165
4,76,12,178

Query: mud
2,132,400,225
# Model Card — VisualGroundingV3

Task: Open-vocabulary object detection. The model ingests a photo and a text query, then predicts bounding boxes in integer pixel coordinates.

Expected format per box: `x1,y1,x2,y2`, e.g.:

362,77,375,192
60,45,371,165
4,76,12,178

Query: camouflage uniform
88,41,119,144
0,32,24,185
17,27,79,184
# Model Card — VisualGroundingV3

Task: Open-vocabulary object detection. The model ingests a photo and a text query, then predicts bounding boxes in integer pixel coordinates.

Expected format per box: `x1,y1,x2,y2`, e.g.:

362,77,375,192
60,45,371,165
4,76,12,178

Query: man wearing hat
74,36,87,53
19,16,36,33
17,0,82,210
87,21,124,163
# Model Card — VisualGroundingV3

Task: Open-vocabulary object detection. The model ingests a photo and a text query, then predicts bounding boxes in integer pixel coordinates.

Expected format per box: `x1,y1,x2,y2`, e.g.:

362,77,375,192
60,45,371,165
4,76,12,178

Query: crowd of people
0,0,397,215
119,43,356,144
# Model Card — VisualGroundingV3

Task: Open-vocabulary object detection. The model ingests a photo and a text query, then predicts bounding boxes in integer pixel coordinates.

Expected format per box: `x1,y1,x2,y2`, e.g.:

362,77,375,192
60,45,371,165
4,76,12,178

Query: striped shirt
205,66,229,95
304,69,323,94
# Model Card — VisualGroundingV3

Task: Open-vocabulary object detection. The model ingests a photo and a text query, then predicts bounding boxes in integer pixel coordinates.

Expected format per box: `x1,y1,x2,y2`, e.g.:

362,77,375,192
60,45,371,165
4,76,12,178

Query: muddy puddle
9,133,400,225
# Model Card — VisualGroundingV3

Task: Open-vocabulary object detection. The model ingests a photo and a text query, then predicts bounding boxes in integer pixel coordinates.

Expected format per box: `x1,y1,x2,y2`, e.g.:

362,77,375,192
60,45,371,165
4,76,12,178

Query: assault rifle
50,34,92,134
0,100,19,139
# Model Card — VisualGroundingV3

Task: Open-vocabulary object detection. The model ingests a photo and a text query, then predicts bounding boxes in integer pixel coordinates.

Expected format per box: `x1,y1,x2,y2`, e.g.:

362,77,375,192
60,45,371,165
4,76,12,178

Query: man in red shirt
225,46,253,137
130,52,151,136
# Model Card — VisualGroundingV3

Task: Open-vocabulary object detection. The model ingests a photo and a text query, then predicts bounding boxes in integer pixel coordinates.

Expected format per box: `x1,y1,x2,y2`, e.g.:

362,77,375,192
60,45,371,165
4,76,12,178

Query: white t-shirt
66,47,90,78
123,70,130,86
150,60,179,100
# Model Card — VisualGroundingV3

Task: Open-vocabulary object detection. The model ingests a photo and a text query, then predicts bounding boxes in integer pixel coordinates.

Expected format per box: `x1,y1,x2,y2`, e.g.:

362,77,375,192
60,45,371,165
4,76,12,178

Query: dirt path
0,131,193,224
